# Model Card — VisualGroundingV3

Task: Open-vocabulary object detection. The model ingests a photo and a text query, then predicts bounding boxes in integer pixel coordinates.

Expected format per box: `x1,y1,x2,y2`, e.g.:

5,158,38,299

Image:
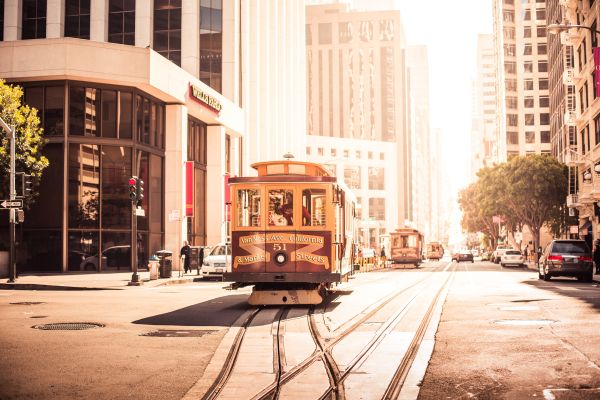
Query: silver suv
539,240,593,282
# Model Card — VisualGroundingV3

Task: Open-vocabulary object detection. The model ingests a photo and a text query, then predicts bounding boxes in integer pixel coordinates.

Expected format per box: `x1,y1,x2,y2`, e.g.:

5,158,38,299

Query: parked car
452,250,474,263
492,245,513,263
201,243,232,279
539,239,593,282
80,245,131,271
481,252,491,261
500,250,526,267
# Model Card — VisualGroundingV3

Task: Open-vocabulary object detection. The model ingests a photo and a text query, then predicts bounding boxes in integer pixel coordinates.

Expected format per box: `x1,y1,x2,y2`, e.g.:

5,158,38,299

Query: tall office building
305,1,409,249
471,34,498,179
0,0,306,273
493,0,552,161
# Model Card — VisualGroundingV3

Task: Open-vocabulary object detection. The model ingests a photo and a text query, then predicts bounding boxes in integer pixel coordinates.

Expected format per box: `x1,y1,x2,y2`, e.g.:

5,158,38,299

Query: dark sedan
452,250,474,263
539,239,593,282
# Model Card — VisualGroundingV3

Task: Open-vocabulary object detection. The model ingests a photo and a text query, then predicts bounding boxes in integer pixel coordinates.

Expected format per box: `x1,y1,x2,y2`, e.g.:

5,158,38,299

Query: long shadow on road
132,294,252,327
525,277,600,312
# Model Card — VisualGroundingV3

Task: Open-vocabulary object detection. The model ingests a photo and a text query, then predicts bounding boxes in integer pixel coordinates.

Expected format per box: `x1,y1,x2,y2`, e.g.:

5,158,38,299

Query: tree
501,154,568,261
0,79,48,207
458,182,500,249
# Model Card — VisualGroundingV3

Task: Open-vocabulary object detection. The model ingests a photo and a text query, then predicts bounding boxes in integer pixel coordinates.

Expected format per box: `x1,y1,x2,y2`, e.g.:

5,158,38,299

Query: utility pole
0,117,16,282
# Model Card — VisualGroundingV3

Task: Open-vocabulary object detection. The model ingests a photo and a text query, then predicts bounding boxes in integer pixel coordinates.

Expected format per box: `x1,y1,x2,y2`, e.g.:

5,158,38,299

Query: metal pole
128,198,141,285
8,124,16,282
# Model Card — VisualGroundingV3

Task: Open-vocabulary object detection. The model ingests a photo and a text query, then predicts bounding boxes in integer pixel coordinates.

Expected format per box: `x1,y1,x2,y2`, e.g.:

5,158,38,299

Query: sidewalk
0,270,204,290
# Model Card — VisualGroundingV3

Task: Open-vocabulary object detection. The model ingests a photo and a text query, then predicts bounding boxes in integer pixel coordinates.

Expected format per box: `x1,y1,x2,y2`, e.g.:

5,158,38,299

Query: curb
0,276,205,291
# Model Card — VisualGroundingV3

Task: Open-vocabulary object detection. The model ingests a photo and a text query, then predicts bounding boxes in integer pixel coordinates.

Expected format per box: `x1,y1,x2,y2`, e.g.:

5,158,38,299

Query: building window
523,44,532,56
524,97,534,108
318,147,324,156
344,166,361,189
136,94,165,148
306,146,311,156
539,96,549,107
330,148,337,157
22,0,46,39
108,0,135,45
524,27,531,38
356,150,361,158
65,0,90,39
319,23,332,44
368,198,385,220
507,132,519,145
153,0,182,66
540,113,550,125
524,79,534,90
537,26,546,37
24,86,65,136
187,116,207,246
507,114,518,127
525,114,535,126
538,61,548,72
541,131,551,144
368,167,384,190
525,131,535,144
0,0,4,41
199,0,222,92
536,9,545,20
539,79,548,90
524,61,533,73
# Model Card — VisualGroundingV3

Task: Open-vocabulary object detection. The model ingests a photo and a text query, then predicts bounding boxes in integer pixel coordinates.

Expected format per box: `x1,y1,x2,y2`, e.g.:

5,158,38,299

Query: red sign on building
595,48,600,97
185,161,194,217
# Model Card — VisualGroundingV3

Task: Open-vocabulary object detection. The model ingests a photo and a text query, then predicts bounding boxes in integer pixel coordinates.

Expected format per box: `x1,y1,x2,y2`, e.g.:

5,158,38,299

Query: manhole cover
11,302,45,305
499,306,539,311
494,319,555,326
141,329,218,337
32,322,104,330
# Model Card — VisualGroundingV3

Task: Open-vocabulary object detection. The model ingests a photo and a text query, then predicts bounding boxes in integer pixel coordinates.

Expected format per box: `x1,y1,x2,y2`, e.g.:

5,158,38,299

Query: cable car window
266,164,285,175
237,189,261,227
269,189,293,226
302,188,326,226
288,164,306,175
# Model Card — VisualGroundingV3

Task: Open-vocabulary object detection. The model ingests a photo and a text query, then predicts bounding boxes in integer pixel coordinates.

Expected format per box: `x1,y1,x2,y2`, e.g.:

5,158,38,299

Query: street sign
1,199,23,209
168,210,180,221
135,207,145,217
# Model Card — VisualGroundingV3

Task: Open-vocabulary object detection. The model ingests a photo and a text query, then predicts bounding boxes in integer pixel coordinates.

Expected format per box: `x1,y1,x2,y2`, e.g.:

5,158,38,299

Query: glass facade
187,117,207,246
4,81,166,273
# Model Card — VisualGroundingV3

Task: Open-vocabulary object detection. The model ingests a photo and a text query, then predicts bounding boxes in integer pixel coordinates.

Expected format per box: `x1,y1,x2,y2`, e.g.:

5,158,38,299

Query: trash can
148,255,159,280
156,250,173,278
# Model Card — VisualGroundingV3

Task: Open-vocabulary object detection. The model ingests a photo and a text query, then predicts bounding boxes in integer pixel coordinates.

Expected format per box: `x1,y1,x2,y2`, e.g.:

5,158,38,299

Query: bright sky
395,0,494,246
396,0,493,190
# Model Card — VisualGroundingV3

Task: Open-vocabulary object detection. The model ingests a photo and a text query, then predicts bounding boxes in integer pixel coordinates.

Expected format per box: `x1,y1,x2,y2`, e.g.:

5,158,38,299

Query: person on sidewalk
180,241,191,274
593,240,600,274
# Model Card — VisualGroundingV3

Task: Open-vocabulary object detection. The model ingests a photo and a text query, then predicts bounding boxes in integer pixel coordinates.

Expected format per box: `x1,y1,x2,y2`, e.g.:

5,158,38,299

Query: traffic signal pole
128,176,141,286
0,117,16,282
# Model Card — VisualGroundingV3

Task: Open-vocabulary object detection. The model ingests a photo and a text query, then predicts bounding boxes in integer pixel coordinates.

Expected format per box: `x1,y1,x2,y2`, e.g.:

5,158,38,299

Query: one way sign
1,199,23,209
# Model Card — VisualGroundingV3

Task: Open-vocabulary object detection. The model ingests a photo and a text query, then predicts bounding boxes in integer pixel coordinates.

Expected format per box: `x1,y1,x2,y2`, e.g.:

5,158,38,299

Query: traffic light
129,176,138,201
21,174,33,197
136,178,144,204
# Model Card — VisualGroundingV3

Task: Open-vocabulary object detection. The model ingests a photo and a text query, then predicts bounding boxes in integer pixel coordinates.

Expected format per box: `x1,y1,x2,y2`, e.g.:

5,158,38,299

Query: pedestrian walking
593,240,600,274
197,246,204,275
523,246,529,264
180,241,190,275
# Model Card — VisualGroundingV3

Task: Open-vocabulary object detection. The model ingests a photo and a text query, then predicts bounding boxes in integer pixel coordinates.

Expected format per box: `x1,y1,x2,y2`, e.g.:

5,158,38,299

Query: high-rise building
493,0,552,161
547,0,600,246
305,1,409,249
471,34,498,179
0,0,306,273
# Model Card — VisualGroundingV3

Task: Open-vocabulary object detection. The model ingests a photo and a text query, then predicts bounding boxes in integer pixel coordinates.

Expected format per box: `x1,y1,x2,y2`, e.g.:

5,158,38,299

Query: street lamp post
0,117,17,283
546,23,600,35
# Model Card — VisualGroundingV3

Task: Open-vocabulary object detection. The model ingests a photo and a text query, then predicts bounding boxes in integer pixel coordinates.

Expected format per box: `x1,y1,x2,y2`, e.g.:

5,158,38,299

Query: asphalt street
1,260,600,399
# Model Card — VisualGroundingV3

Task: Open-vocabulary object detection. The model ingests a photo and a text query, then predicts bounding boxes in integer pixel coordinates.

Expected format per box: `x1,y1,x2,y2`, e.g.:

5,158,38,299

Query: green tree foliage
0,79,48,207
459,154,568,257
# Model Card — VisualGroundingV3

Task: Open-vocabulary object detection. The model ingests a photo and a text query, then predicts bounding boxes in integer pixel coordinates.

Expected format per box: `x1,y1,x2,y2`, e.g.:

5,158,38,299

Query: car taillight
547,255,563,261
578,256,592,262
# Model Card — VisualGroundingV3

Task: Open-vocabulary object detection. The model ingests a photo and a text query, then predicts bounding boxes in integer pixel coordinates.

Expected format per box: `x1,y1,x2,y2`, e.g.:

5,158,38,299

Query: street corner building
0,0,307,274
